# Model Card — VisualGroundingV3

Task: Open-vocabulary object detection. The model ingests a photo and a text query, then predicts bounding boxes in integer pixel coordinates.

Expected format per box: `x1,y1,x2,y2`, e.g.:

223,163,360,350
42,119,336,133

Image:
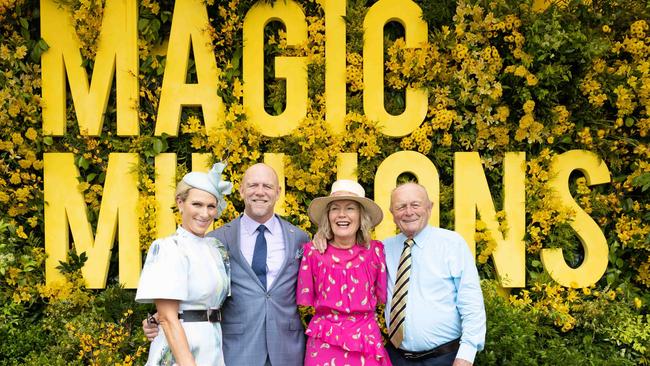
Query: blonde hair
316,200,373,248
175,180,193,204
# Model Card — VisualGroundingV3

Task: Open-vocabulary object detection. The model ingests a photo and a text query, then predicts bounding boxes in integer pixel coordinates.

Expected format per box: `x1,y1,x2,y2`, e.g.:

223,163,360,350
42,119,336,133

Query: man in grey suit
144,163,309,366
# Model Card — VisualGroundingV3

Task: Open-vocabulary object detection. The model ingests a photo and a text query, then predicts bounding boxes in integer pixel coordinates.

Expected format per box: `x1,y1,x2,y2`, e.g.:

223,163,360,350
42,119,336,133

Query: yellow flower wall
0,0,649,364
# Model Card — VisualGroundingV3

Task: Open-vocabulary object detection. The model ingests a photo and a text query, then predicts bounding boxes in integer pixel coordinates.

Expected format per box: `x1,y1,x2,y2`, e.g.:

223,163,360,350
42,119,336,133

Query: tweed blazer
208,215,310,366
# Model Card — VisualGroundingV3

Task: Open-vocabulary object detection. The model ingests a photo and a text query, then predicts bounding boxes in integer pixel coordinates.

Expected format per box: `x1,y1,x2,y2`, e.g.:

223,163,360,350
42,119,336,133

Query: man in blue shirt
384,182,485,366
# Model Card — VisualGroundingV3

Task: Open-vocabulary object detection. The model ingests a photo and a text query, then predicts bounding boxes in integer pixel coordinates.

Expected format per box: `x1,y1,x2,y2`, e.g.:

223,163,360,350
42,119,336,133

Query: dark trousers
386,343,458,366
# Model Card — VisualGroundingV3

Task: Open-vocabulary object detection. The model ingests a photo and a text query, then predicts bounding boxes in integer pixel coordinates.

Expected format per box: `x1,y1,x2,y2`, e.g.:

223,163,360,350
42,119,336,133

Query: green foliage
478,281,637,365
0,0,648,364
56,250,88,275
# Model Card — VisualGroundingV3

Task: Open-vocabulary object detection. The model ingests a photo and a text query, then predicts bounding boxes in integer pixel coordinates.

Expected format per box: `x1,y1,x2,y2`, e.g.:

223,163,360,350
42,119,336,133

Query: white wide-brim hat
308,180,383,227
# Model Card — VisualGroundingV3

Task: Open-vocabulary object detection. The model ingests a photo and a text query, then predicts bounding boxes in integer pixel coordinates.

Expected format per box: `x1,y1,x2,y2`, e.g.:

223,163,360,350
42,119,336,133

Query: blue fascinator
181,162,233,217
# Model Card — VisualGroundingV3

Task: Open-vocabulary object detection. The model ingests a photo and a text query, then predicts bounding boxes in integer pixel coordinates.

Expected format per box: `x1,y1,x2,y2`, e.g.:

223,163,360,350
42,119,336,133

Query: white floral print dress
136,227,229,366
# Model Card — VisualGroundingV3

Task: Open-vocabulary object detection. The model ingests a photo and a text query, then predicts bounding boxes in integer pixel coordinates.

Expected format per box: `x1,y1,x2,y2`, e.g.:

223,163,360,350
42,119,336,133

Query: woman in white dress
136,163,233,366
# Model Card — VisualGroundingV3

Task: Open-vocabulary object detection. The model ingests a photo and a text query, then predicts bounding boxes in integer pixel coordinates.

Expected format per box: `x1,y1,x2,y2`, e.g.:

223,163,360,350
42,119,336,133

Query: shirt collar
397,225,432,248
241,213,280,236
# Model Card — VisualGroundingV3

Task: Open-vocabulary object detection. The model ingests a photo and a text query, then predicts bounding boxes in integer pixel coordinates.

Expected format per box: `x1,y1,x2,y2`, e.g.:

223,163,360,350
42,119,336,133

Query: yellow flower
11,132,24,145
523,100,535,114
526,73,538,86
602,25,611,33
25,128,38,141
233,78,244,99
0,44,10,60
9,173,21,185
15,45,28,59
77,182,90,193
514,65,527,77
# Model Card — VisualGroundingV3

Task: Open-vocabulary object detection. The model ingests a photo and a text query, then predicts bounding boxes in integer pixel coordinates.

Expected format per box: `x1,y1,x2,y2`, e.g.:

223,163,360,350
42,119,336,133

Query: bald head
389,182,432,239
240,163,281,223
242,163,279,187
391,182,430,204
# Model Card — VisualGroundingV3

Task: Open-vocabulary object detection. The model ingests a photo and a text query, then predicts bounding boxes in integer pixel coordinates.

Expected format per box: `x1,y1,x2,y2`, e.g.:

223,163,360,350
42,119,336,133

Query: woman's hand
142,313,160,341
155,299,196,366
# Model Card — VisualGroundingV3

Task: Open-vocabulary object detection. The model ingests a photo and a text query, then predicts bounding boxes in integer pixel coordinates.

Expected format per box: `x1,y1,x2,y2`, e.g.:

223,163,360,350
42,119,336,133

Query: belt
178,309,222,323
396,338,460,361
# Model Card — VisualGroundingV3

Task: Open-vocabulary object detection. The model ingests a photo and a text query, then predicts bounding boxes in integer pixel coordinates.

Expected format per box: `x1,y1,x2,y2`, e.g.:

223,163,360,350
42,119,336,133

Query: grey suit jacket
208,215,310,366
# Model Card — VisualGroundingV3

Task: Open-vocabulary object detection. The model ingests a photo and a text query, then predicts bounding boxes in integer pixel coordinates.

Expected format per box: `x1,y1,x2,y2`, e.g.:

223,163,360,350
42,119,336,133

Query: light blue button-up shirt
384,225,486,363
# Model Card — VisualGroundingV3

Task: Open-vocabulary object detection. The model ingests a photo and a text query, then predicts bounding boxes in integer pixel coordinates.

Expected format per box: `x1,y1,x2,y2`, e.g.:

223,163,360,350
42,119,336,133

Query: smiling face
177,188,218,237
390,183,432,239
327,199,361,244
240,163,281,223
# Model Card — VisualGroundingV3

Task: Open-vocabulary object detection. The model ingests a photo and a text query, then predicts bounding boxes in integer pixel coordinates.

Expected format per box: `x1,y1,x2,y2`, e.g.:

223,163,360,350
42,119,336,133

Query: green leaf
531,260,542,268
161,10,171,23
77,156,90,170
606,272,615,285
29,39,50,63
631,173,650,192
43,136,53,146
231,47,243,68
150,19,161,33
152,139,163,154
56,250,89,275
273,101,283,115
138,18,150,32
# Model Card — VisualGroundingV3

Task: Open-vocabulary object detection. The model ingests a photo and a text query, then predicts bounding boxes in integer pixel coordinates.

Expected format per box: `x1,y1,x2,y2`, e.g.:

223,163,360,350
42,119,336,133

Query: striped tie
389,238,414,348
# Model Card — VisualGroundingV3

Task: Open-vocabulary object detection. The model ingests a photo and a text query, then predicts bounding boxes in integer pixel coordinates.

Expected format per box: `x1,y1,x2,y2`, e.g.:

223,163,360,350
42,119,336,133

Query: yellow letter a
155,0,223,136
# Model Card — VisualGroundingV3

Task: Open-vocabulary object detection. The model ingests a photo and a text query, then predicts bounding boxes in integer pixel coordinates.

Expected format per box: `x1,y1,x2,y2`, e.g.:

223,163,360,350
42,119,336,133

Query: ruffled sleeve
296,242,315,306
135,237,189,303
372,240,388,304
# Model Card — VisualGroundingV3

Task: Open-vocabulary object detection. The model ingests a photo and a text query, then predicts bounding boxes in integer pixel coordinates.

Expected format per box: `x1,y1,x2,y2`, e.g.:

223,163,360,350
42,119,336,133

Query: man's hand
142,313,160,341
453,358,472,366
312,232,327,254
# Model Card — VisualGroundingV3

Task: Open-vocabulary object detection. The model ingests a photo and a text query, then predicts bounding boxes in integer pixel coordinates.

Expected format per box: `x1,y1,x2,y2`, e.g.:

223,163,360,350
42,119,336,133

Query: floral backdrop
1,0,649,365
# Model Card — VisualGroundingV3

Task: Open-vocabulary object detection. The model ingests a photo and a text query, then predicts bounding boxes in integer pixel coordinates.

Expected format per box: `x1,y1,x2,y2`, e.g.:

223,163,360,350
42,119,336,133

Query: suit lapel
224,217,247,271
222,218,238,250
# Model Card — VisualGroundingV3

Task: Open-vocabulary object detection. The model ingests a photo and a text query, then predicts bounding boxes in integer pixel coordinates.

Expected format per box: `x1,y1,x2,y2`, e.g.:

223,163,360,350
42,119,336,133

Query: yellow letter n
454,152,526,288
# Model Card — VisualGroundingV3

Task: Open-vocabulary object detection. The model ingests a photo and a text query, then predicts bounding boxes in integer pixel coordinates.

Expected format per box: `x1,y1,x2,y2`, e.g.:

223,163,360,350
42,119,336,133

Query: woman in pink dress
297,180,391,366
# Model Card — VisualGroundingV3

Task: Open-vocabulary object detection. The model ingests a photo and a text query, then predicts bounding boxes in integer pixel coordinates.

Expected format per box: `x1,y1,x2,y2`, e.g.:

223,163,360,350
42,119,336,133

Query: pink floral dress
297,240,391,366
